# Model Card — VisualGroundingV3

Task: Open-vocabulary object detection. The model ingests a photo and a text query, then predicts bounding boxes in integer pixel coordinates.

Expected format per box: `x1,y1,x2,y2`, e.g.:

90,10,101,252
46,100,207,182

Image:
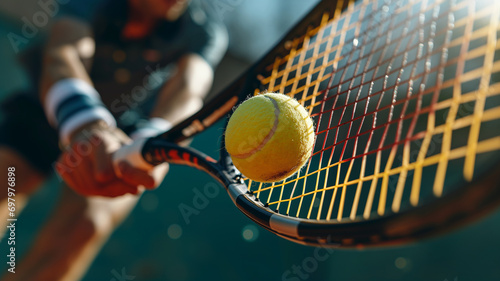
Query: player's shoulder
183,0,227,37
178,1,228,67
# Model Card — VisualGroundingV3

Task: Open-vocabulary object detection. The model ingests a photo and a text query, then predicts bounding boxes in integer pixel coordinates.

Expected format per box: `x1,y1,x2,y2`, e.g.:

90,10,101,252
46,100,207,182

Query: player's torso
90,0,191,111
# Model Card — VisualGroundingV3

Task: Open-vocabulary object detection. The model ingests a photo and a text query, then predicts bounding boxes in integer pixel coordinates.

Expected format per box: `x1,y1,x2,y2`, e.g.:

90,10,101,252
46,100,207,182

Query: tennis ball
225,92,315,182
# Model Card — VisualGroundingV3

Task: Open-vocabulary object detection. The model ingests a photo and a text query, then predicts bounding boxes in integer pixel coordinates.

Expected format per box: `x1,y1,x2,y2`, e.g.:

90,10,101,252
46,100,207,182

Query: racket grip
112,138,155,177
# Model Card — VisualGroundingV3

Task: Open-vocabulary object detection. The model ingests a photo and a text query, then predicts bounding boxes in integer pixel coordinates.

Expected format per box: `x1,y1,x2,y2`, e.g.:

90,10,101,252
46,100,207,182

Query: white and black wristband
129,117,172,140
44,78,117,146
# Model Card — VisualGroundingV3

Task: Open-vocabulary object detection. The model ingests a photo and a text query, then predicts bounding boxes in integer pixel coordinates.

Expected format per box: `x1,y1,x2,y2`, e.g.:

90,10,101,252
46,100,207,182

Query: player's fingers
97,180,141,197
74,158,98,196
75,160,139,197
58,146,95,196
117,161,156,189
94,154,115,183
151,163,169,189
91,135,116,183
72,154,97,195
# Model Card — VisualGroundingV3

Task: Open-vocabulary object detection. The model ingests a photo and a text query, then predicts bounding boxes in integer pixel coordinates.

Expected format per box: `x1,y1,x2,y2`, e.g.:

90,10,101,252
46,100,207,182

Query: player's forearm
41,46,92,98
150,54,213,125
40,18,95,102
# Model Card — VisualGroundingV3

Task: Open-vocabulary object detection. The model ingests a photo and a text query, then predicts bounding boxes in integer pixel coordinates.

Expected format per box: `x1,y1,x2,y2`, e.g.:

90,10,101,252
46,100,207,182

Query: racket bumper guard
269,214,300,238
228,183,247,205
112,138,153,176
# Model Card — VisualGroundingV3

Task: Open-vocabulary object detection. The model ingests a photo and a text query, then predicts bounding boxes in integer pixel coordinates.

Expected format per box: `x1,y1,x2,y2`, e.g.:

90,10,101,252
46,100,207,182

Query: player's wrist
67,119,110,144
43,78,117,146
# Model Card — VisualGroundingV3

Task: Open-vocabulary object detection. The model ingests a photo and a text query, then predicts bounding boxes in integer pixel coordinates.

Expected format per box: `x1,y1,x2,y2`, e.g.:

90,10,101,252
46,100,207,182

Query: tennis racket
114,0,500,247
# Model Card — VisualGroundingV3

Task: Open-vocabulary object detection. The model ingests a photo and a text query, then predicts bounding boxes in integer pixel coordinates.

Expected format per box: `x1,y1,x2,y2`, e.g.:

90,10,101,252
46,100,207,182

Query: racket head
153,0,500,247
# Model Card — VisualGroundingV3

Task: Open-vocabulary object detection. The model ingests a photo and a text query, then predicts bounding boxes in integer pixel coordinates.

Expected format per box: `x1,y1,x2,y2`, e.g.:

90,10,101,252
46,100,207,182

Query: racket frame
133,0,500,247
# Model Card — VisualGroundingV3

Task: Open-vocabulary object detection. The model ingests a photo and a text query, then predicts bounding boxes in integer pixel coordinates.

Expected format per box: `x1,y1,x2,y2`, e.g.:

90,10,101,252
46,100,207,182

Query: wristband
129,118,172,140
44,78,116,146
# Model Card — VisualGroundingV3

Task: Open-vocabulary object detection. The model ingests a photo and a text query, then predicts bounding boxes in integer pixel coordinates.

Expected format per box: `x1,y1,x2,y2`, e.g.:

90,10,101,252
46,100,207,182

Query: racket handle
112,138,155,177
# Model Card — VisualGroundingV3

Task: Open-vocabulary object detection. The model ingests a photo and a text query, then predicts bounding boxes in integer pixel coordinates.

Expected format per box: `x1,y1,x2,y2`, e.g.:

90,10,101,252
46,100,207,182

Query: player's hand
55,120,168,197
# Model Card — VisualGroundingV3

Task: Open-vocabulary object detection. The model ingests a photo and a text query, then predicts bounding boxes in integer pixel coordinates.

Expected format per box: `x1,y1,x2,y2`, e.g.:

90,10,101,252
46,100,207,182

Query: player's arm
40,17,94,98
149,53,214,125
126,53,213,142
40,17,164,196
127,6,227,141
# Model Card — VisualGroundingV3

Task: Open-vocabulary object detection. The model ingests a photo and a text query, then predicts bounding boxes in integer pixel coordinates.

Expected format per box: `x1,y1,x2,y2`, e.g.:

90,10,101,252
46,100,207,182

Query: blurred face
135,0,190,21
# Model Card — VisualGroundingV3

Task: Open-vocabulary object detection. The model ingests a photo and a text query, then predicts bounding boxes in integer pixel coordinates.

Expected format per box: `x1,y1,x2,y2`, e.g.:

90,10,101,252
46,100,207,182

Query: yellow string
244,0,500,222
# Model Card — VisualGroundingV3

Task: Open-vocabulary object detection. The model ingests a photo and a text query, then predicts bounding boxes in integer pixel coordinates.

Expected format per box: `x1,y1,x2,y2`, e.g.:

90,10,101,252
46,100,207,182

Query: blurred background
0,0,500,280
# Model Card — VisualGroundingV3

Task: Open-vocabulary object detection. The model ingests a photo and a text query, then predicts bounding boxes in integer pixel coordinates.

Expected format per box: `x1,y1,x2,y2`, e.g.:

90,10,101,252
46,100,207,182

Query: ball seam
230,96,280,159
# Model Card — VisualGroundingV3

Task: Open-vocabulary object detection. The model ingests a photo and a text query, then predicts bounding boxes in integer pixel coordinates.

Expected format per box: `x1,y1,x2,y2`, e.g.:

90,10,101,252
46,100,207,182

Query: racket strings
246,0,500,221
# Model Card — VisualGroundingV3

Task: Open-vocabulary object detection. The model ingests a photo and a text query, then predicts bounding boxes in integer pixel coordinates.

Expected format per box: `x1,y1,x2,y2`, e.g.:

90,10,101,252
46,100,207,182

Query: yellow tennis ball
225,92,315,182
